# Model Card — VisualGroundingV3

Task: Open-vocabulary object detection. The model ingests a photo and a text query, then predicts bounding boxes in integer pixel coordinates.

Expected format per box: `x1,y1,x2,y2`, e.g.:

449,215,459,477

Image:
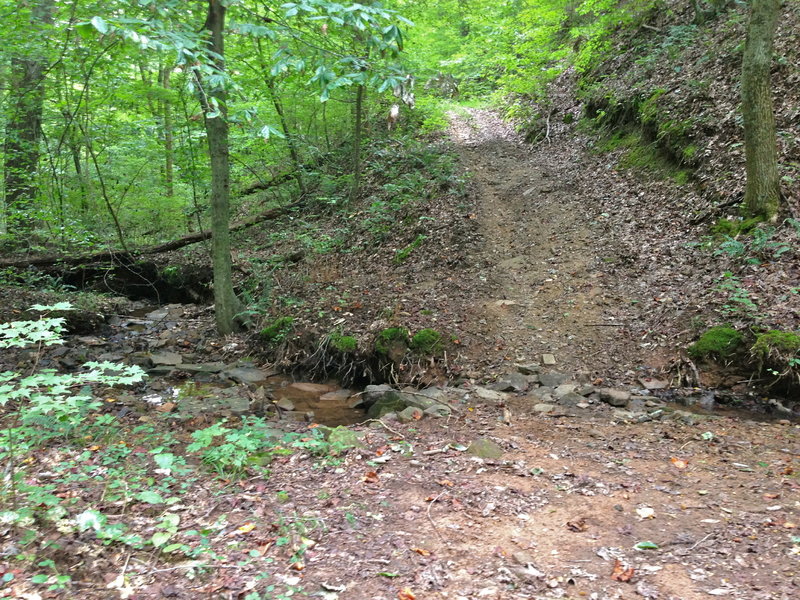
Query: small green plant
374,327,410,355
394,234,426,263
329,332,358,353
187,417,284,477
715,272,759,316
260,316,294,344
750,330,800,380
410,328,444,355
688,326,744,360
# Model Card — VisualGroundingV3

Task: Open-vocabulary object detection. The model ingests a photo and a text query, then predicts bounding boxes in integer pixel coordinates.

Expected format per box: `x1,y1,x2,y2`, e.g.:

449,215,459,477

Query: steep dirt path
449,109,639,380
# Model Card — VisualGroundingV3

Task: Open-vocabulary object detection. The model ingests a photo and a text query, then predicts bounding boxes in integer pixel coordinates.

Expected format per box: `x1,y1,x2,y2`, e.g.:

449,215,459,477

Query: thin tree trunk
348,83,365,204
741,0,782,220
198,0,241,334
161,67,175,198
3,0,55,235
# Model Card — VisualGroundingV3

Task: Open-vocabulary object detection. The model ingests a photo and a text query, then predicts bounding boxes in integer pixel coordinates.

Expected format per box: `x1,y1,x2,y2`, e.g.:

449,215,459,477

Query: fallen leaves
398,588,416,600
670,457,689,470
610,559,635,582
566,518,588,532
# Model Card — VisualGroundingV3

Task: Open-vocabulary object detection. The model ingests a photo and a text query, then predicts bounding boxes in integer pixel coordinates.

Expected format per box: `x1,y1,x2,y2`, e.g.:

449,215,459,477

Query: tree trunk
741,0,782,220
3,0,55,235
348,83,365,204
199,0,242,334
161,67,175,199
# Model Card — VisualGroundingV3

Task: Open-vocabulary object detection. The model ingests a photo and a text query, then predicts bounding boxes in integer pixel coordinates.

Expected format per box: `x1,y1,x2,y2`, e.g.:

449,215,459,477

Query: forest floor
2,110,799,600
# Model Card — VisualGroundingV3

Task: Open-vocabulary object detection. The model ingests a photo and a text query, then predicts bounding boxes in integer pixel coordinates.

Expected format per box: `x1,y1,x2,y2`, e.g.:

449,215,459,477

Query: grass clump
329,333,358,353
410,328,444,355
394,234,426,264
688,326,744,360
260,316,294,344
751,330,800,367
375,327,410,354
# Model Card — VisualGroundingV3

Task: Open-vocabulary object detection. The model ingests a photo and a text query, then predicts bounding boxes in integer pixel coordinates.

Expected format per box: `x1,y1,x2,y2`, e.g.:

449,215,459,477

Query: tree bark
741,0,782,220
199,0,242,334
161,67,175,199
3,0,55,235
348,83,365,204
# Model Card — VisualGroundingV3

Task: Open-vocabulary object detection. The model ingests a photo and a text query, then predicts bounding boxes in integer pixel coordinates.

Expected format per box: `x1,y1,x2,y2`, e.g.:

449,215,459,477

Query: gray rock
558,392,585,407
367,392,407,419
533,403,556,413
397,406,424,423
275,397,295,411
627,396,647,412
423,404,452,418
363,384,395,406
150,351,183,366
492,372,530,392
319,389,352,402
416,387,446,400
401,393,440,411
539,372,570,387
598,388,631,407
227,396,251,415
553,384,577,399
576,402,590,409
575,384,595,396
516,363,541,375
541,354,557,365
179,362,225,374
466,438,504,459
473,387,510,402
223,367,272,385
280,410,315,422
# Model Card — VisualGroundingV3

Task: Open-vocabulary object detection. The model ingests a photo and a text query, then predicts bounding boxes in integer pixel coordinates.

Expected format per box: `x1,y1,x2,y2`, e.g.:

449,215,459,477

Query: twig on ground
426,490,450,545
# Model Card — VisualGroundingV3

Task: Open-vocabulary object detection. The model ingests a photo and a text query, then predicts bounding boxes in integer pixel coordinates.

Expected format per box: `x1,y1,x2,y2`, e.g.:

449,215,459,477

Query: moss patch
710,217,762,238
410,328,444,355
329,333,358,353
260,316,294,344
688,326,744,360
375,327,410,354
751,330,800,362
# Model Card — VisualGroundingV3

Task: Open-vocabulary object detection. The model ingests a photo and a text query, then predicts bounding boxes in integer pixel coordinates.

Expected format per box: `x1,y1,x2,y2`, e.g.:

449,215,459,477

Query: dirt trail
449,109,638,379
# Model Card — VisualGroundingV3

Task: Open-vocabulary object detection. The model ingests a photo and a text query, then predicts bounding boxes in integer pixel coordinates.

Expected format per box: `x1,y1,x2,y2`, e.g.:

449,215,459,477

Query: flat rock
598,388,631,407
179,362,225,374
289,382,335,395
533,403,556,413
516,363,541,375
275,398,295,411
539,372,570,387
363,384,395,405
423,404,452,418
227,396,251,415
492,372,529,392
553,384,577,399
150,352,183,366
639,377,668,390
401,393,439,411
541,354,557,365
224,367,273,385
319,389,352,402
558,392,585,406
466,438,504,459
473,387,509,401
367,393,407,419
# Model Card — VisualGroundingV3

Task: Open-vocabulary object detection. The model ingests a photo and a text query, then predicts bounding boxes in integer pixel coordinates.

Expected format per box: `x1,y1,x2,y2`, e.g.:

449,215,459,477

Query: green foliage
329,333,358,353
260,316,295,344
394,234,426,263
688,326,744,360
375,327,410,354
750,330,800,379
715,272,759,317
410,328,444,355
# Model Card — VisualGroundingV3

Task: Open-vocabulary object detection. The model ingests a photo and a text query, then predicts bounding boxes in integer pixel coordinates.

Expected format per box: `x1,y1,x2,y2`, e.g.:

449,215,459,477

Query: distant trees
741,0,782,221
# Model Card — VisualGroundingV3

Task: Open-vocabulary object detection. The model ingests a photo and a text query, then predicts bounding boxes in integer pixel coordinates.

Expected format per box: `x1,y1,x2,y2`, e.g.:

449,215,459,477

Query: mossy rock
329,333,358,353
710,217,762,238
375,327,410,354
688,326,744,360
751,330,800,364
410,328,444,355
261,316,294,344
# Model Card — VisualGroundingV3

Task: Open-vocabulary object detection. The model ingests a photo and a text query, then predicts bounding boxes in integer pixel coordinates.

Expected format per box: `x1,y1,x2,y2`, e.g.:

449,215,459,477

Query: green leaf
162,543,184,553
151,531,172,548
91,16,109,35
31,574,49,584
136,490,165,505
634,541,659,550
75,509,106,532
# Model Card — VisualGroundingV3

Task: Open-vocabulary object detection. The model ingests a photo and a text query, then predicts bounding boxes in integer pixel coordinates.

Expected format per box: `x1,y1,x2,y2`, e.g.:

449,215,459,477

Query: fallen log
0,201,305,269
